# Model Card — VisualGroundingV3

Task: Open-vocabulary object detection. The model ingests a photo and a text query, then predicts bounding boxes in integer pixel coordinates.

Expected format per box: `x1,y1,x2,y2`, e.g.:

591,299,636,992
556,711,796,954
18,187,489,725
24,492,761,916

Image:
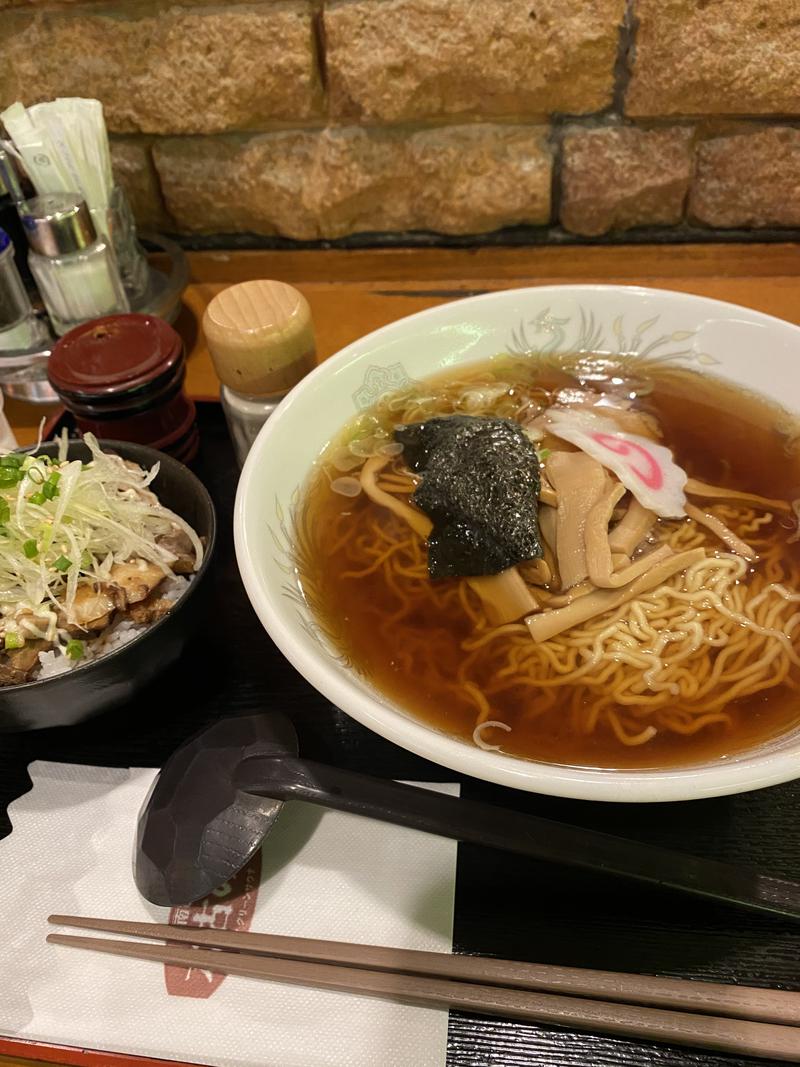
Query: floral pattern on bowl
508,305,718,368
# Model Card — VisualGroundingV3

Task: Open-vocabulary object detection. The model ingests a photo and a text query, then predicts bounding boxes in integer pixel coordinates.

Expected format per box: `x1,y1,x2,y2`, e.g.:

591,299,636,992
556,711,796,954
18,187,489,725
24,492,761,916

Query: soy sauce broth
299,357,800,769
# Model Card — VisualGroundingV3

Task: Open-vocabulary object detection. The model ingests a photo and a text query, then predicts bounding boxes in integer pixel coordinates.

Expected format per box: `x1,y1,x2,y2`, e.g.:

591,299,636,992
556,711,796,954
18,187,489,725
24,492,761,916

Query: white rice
35,575,190,681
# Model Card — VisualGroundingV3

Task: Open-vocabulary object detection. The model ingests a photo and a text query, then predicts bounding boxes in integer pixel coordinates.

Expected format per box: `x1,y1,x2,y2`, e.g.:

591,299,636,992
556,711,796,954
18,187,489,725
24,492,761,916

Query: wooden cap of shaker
202,280,316,397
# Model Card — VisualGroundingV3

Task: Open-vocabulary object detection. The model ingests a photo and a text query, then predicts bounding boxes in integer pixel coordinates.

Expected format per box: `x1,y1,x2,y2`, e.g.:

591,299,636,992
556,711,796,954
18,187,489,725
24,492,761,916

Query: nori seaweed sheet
394,415,542,579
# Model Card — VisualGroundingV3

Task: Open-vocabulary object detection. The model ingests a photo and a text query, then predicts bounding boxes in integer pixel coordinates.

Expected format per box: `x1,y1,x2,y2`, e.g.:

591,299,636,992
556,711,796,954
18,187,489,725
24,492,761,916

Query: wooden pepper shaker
203,279,316,466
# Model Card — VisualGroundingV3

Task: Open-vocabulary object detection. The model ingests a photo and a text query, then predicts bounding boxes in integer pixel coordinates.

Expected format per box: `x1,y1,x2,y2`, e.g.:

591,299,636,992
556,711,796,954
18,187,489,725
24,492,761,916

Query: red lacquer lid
48,313,184,397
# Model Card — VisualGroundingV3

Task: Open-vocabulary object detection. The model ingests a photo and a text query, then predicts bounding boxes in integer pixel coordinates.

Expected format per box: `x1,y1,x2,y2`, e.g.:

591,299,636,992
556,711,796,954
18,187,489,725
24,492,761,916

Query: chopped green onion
538,448,551,462
0,432,201,645
4,632,22,650
27,466,45,485
65,639,84,660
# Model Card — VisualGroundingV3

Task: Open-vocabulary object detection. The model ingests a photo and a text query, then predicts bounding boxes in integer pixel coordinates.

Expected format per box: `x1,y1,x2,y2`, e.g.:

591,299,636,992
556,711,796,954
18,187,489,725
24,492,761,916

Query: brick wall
1,0,798,243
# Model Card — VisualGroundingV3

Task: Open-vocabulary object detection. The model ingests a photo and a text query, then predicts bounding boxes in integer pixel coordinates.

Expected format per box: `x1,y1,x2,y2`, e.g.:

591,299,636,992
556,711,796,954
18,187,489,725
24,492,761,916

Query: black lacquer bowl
0,439,216,731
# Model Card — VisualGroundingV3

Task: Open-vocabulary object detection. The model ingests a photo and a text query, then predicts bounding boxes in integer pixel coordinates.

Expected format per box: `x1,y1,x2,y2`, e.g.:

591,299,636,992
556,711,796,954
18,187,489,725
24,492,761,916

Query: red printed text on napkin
164,852,262,999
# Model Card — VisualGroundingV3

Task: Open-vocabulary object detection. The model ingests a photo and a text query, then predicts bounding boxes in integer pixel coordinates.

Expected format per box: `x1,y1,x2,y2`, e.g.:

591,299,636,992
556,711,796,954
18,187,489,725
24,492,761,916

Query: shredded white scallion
0,433,202,632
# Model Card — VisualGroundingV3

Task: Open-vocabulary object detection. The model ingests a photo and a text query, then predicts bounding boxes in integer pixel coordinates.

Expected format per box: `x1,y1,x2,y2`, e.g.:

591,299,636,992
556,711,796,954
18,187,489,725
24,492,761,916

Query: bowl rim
234,283,800,802
0,438,216,693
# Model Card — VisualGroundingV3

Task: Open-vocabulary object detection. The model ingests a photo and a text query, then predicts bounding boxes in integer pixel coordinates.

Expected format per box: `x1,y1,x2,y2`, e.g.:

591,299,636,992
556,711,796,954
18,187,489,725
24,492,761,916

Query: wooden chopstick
48,914,800,1028
46,930,800,1062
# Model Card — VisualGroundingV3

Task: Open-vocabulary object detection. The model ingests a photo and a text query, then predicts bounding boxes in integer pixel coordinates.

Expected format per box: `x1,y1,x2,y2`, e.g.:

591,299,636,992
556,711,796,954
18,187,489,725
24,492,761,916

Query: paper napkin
0,761,459,1067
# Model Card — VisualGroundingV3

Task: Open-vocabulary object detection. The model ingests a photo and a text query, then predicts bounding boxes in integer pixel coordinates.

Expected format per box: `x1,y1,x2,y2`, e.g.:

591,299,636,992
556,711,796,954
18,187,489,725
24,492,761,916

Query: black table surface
1,403,798,1067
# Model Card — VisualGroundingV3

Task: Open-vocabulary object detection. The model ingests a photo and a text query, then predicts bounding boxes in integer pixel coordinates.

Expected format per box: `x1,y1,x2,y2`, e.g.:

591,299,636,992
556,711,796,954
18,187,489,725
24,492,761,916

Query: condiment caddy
0,97,187,404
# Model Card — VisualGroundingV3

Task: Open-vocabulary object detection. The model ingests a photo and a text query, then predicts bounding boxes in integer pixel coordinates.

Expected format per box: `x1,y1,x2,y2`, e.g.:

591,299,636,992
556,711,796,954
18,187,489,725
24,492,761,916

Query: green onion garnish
0,454,22,469
538,448,551,462
23,539,38,559
0,500,10,526
53,555,71,572
27,466,45,485
65,639,84,660
0,469,22,488
41,481,59,501
80,549,92,569
4,632,22,650
28,491,45,506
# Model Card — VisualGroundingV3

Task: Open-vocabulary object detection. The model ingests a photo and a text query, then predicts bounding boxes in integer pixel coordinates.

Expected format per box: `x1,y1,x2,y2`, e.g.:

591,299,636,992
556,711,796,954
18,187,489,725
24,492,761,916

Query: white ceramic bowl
235,285,800,803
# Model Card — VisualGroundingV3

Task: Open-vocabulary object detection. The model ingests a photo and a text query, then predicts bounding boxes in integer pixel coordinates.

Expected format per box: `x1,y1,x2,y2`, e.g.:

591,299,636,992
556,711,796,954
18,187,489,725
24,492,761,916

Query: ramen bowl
235,285,800,802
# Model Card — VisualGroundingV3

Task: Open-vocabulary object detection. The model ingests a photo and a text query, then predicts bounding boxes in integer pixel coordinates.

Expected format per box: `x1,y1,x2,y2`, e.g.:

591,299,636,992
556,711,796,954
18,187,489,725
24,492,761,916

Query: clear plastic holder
103,185,150,306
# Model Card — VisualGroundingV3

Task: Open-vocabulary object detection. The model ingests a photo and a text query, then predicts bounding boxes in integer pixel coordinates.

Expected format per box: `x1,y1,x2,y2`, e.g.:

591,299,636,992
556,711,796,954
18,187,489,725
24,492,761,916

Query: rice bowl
0,438,215,732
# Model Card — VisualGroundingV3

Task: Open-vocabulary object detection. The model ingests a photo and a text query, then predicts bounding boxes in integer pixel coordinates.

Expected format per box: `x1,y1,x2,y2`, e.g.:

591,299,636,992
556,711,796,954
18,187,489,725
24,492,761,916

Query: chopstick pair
47,915,800,1063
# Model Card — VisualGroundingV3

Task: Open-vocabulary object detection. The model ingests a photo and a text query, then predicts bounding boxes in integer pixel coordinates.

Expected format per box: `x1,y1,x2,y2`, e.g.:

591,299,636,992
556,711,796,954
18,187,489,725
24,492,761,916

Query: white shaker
203,279,316,467
21,193,129,336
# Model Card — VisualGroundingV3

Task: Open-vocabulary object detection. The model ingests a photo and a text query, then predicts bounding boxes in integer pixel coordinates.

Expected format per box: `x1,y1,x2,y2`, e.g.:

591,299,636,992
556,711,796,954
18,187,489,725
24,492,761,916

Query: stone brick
153,124,552,239
0,3,320,135
310,125,553,237
109,138,173,232
325,0,626,123
153,132,319,239
689,127,800,228
0,0,98,5
627,0,800,117
560,125,693,236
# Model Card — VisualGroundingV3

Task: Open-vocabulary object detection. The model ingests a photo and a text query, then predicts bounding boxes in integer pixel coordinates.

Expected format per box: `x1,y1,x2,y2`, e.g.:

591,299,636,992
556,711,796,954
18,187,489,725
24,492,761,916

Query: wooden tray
1,400,798,1067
